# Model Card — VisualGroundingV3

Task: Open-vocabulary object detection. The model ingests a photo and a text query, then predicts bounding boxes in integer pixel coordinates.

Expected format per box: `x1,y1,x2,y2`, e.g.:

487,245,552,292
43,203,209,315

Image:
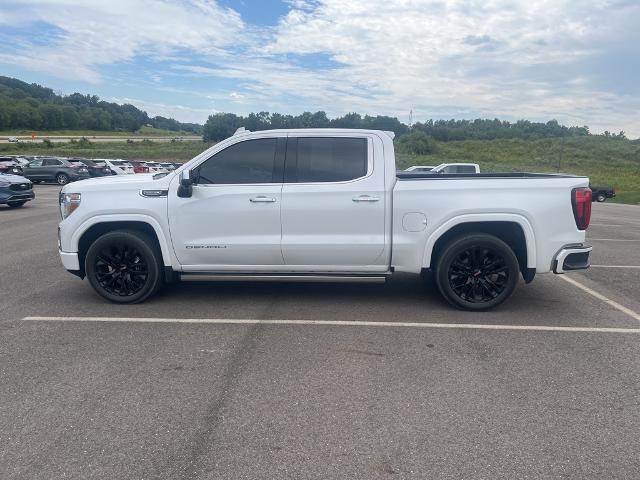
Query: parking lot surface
1,186,639,479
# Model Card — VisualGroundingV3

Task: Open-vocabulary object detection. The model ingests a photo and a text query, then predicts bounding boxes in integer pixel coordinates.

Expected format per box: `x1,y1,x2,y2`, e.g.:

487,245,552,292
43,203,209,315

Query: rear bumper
59,250,80,271
553,244,592,274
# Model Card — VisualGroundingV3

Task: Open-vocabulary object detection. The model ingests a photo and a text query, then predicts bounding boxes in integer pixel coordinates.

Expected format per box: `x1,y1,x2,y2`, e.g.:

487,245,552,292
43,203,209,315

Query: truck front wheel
85,230,163,304
435,233,519,311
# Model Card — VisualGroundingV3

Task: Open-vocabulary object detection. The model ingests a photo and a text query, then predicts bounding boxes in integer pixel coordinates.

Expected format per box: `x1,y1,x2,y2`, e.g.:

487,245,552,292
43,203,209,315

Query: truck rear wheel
435,233,519,311
85,230,162,304
596,193,606,202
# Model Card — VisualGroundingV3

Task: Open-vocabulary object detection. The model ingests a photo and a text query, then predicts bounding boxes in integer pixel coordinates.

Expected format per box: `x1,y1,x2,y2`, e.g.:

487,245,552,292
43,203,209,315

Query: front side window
293,137,367,183
29,159,43,167
197,138,277,184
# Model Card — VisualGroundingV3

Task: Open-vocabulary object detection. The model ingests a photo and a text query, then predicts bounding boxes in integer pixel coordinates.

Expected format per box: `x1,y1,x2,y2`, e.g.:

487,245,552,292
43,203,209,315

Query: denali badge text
186,245,228,249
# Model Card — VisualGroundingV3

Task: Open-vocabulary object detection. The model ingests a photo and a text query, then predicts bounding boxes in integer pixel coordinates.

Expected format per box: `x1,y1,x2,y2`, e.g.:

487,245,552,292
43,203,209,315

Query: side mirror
177,170,193,198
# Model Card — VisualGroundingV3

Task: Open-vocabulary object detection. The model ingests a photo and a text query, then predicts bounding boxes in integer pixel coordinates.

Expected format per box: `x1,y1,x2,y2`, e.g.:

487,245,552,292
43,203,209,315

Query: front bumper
553,244,592,274
59,250,80,271
0,190,35,204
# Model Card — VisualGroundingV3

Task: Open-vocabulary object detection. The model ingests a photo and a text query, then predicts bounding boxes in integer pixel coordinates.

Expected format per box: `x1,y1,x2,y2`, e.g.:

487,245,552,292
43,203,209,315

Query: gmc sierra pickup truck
58,128,592,310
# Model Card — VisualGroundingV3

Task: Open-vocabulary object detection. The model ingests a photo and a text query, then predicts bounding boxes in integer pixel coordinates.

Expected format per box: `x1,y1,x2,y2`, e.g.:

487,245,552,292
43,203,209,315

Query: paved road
1,187,639,479
0,136,202,144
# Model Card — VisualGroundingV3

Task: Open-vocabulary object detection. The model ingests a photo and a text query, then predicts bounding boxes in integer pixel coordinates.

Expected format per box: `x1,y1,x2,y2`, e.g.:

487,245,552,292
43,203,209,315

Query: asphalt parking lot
1,185,639,479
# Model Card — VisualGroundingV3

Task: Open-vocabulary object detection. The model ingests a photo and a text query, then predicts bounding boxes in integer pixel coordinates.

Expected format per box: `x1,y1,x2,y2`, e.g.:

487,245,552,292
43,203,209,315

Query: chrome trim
553,244,592,274
139,189,168,198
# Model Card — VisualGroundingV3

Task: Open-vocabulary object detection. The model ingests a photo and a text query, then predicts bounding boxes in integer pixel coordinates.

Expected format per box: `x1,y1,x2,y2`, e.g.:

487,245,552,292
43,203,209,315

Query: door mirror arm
177,170,193,198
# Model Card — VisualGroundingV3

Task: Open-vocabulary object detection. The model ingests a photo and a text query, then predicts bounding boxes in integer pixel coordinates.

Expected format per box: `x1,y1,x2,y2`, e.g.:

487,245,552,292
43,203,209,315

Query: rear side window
457,166,476,173
197,138,277,184
43,159,62,166
290,137,367,183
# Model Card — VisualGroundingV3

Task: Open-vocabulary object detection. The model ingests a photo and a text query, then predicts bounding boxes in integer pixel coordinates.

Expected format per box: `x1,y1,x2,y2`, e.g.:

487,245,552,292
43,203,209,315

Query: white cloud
1,0,639,135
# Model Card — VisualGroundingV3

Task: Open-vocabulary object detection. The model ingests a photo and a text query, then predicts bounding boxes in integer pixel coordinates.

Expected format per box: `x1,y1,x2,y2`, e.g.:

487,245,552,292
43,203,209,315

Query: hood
0,173,31,184
61,172,173,192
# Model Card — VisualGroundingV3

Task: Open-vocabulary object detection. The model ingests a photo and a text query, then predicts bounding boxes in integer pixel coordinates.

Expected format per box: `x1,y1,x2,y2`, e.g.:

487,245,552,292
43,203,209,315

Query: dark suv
22,157,90,185
71,158,112,177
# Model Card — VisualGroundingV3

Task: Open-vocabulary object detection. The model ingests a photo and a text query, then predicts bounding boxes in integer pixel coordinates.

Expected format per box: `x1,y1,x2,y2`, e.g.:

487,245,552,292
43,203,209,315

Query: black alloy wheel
435,233,519,310
85,230,162,303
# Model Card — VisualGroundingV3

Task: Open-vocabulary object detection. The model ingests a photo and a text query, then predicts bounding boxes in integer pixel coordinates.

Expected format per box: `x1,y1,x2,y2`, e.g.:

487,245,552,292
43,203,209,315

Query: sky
0,0,639,136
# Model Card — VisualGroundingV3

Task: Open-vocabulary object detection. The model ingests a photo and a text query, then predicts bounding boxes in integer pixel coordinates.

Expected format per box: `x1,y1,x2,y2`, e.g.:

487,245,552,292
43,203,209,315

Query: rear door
280,134,387,270
41,158,62,180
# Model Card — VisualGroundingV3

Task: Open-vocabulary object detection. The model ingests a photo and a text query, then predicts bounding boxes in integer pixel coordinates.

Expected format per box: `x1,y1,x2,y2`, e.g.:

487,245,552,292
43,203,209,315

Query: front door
168,136,285,270
280,135,387,270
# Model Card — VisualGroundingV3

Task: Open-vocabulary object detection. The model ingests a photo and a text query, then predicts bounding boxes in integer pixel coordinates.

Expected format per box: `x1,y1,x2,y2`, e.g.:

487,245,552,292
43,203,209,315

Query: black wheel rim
94,243,148,296
448,247,510,303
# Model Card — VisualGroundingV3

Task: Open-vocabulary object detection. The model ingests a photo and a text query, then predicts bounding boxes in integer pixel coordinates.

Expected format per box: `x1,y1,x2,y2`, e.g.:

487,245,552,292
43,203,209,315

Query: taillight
143,167,149,173
572,187,592,230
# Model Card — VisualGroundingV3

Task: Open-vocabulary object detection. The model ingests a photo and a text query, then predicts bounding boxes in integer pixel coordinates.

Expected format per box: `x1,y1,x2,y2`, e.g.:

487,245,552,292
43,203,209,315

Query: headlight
59,192,81,219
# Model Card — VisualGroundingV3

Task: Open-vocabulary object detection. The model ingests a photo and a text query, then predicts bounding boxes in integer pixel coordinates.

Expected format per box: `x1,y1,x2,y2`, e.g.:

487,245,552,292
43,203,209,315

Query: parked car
23,157,90,185
159,162,177,171
11,156,31,168
405,165,434,172
144,161,168,174
0,157,24,175
103,159,135,175
73,158,112,177
128,160,150,174
590,185,615,202
0,172,34,207
404,163,480,174
58,128,592,310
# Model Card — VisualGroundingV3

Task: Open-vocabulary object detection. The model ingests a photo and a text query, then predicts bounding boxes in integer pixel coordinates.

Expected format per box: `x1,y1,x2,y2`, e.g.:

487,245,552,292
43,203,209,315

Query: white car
405,165,434,172
406,163,480,174
58,128,592,310
8,137,18,143
103,159,134,175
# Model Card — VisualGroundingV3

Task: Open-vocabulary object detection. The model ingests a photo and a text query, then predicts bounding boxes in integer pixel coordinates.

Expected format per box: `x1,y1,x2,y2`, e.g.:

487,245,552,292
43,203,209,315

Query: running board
179,273,388,283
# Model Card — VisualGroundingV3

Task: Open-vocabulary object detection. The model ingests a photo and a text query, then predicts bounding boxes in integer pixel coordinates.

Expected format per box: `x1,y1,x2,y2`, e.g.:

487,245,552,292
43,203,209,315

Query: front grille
10,183,32,192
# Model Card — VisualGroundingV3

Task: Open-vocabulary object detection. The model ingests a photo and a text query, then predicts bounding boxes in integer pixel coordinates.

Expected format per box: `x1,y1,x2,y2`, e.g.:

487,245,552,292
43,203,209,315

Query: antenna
409,109,413,128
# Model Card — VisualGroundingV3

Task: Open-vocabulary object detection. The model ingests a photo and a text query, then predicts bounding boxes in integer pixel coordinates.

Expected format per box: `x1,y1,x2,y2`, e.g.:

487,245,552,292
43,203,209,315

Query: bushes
395,130,436,155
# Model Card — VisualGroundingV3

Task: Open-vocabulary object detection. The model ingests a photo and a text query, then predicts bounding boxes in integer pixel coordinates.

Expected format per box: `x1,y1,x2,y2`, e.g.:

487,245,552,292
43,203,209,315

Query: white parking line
559,275,640,322
591,265,640,269
22,316,640,333
589,238,640,242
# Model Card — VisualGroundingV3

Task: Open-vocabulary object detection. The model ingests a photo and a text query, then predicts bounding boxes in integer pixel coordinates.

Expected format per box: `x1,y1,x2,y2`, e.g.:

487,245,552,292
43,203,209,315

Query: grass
396,136,640,204
0,126,199,137
2,135,639,204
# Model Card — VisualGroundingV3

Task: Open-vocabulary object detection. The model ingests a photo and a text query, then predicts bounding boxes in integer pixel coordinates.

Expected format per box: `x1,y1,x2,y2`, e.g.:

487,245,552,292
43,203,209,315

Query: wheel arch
423,214,536,273
74,216,172,276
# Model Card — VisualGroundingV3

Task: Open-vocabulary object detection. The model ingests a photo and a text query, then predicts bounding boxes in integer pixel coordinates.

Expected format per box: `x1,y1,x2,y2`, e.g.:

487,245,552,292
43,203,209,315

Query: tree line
203,111,626,145
0,76,202,134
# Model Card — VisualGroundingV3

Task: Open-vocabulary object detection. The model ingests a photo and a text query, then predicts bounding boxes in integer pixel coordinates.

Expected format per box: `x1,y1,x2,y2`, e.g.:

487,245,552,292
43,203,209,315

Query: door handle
250,196,276,203
352,195,380,202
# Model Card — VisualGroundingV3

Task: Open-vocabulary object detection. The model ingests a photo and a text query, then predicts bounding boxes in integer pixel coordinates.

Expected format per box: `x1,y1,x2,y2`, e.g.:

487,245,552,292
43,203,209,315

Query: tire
85,230,163,304
56,173,70,185
7,201,26,208
596,194,606,202
435,233,519,311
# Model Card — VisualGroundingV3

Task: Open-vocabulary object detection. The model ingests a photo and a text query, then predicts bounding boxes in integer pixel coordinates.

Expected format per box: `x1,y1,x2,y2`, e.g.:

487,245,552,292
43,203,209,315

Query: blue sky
1,0,639,136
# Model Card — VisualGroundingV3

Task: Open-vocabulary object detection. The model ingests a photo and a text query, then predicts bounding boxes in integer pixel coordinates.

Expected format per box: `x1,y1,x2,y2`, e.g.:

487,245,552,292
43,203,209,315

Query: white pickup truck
58,128,593,310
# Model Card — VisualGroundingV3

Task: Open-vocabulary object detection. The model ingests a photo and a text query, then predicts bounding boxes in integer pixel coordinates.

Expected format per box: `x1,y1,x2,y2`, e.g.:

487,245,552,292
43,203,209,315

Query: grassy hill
396,136,640,204
2,135,638,204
